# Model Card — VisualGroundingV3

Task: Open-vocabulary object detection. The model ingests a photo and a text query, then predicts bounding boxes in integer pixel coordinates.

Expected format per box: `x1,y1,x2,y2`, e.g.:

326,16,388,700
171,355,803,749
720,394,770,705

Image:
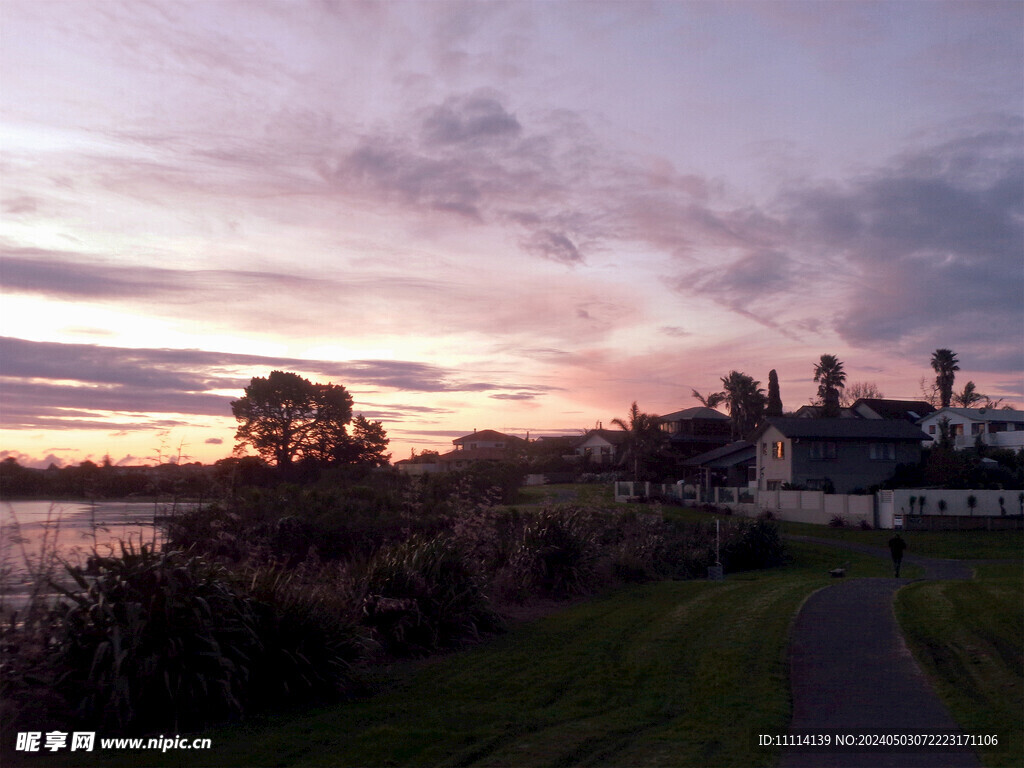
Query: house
850,398,935,422
575,429,630,465
428,429,527,472
917,408,1024,451
681,440,756,492
656,407,732,458
791,405,857,419
751,417,928,494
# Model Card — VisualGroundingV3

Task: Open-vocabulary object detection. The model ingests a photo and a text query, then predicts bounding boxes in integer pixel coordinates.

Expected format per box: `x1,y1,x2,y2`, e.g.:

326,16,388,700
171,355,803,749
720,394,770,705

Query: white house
575,429,630,465
917,408,1024,451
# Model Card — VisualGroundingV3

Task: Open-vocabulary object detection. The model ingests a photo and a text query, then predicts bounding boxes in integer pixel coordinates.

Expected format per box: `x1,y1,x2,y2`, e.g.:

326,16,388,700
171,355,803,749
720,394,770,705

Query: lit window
772,441,785,459
928,425,936,435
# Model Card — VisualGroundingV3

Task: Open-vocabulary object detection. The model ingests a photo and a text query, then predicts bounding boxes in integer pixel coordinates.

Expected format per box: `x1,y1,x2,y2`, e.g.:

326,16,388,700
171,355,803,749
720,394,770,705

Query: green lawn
895,567,1024,768
51,541,887,768
15,523,1019,768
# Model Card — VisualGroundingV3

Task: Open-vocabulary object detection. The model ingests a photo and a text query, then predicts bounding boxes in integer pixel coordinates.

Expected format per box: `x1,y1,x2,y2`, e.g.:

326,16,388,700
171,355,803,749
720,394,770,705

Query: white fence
613,482,1023,529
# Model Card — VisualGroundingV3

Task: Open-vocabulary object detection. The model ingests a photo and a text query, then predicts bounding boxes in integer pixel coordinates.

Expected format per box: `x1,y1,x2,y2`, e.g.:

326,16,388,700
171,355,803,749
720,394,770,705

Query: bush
721,519,786,572
57,544,261,732
55,544,369,733
507,507,602,598
828,514,847,528
360,535,503,656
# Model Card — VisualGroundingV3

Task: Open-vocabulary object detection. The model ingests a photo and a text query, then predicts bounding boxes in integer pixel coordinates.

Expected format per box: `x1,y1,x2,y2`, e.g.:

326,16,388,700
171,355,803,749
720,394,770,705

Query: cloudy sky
2,0,1022,468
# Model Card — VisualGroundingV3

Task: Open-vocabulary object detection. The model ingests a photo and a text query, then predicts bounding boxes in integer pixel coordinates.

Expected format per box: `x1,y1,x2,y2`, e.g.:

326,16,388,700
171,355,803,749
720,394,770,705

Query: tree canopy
720,371,766,439
813,354,847,418
231,371,389,468
931,348,960,409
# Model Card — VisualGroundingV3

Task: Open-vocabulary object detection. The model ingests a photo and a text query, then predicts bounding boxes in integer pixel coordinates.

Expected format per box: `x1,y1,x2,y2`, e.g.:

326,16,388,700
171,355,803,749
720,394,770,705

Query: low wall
891,489,1022,518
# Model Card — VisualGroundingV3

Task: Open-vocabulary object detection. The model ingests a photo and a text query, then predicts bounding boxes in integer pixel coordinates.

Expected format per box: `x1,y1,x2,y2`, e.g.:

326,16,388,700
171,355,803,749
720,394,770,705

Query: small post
708,519,724,581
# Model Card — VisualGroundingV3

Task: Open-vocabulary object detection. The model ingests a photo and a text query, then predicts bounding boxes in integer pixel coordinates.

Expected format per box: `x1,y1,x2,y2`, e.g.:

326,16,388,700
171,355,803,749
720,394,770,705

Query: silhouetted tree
611,401,665,480
954,381,985,408
931,348,959,408
813,354,847,417
231,371,355,467
344,415,391,466
691,388,725,409
720,371,766,439
766,370,783,417
840,381,885,407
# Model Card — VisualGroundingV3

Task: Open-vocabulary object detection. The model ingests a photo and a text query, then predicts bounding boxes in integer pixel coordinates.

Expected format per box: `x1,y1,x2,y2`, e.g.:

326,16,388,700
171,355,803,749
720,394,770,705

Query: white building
917,408,1024,451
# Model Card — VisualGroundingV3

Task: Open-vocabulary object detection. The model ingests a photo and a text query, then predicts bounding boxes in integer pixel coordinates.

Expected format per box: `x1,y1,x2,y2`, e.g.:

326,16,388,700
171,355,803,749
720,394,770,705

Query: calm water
0,500,186,609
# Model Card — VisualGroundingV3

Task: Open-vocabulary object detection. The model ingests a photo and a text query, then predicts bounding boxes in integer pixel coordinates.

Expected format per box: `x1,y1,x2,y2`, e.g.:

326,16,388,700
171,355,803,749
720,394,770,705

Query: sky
1,0,1022,468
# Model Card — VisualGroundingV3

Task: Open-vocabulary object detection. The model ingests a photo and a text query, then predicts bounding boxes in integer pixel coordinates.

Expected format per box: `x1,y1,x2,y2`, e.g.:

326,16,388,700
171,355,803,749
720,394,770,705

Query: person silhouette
888,533,907,577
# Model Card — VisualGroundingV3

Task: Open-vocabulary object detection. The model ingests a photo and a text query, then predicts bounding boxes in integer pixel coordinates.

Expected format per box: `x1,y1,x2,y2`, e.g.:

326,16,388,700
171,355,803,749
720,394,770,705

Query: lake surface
0,500,186,610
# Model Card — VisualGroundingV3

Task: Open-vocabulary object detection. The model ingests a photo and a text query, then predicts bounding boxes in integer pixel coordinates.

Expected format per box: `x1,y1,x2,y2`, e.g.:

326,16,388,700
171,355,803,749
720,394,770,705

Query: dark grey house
751,417,928,493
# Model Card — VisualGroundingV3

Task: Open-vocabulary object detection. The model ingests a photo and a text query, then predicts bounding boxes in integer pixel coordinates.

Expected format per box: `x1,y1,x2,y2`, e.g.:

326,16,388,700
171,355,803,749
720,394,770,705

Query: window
809,441,837,460
971,423,983,436
761,442,768,456
766,480,782,491
928,425,936,435
952,424,964,436
772,441,785,459
869,443,896,461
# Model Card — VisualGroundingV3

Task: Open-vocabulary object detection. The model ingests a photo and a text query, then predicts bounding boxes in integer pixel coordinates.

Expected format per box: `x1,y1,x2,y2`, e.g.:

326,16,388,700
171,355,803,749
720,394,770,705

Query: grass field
41,542,902,768
14,502,1021,768
895,564,1024,768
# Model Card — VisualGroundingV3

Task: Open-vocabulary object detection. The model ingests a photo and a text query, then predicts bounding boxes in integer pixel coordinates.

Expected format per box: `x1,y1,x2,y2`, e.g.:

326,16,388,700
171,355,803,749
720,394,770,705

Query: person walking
888,532,907,577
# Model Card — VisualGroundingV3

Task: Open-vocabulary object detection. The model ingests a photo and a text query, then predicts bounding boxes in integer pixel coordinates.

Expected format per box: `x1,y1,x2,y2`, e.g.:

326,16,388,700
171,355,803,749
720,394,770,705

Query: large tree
766,369,783,418
611,401,665,480
930,348,959,408
231,370,387,468
840,381,885,407
813,354,847,418
720,371,766,439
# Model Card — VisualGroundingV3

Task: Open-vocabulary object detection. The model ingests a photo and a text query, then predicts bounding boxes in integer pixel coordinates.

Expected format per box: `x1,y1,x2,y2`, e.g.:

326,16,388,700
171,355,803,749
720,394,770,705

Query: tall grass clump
361,534,503,656
57,544,260,731
53,544,369,733
501,507,603,599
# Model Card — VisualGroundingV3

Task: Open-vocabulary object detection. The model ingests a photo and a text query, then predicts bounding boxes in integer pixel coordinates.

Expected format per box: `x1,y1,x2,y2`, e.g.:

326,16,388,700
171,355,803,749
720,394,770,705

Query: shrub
721,519,785,572
507,507,602,598
360,535,502,656
57,544,261,732
828,514,847,528
859,519,873,530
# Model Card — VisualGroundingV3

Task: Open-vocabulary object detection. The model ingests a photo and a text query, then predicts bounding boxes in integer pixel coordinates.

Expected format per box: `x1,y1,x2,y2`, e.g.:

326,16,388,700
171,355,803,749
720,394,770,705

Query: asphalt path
778,536,982,768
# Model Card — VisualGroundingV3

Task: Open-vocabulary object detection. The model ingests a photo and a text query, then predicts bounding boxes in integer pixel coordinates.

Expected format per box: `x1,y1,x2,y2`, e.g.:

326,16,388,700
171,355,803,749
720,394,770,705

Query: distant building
575,429,630,465
656,407,732,458
917,408,1024,451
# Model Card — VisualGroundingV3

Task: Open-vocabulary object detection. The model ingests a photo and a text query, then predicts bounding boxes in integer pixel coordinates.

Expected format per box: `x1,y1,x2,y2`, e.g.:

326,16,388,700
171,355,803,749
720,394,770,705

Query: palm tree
953,381,985,408
611,402,665,480
813,354,847,417
931,348,960,408
720,371,766,439
691,388,725,410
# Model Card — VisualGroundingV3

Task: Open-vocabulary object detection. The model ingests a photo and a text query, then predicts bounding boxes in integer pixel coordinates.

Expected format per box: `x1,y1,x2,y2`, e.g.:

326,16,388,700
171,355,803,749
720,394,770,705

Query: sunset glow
2,1,1022,468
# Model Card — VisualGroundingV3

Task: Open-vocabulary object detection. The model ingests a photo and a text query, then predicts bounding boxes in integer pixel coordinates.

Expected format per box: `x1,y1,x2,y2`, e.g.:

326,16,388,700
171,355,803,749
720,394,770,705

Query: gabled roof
752,417,929,442
578,428,630,446
658,406,729,422
919,407,1024,424
437,447,514,463
452,429,524,445
852,398,936,421
682,441,755,468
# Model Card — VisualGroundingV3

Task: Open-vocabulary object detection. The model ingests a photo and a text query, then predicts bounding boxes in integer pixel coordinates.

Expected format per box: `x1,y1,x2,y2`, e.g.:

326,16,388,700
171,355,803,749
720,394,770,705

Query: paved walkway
779,537,981,767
